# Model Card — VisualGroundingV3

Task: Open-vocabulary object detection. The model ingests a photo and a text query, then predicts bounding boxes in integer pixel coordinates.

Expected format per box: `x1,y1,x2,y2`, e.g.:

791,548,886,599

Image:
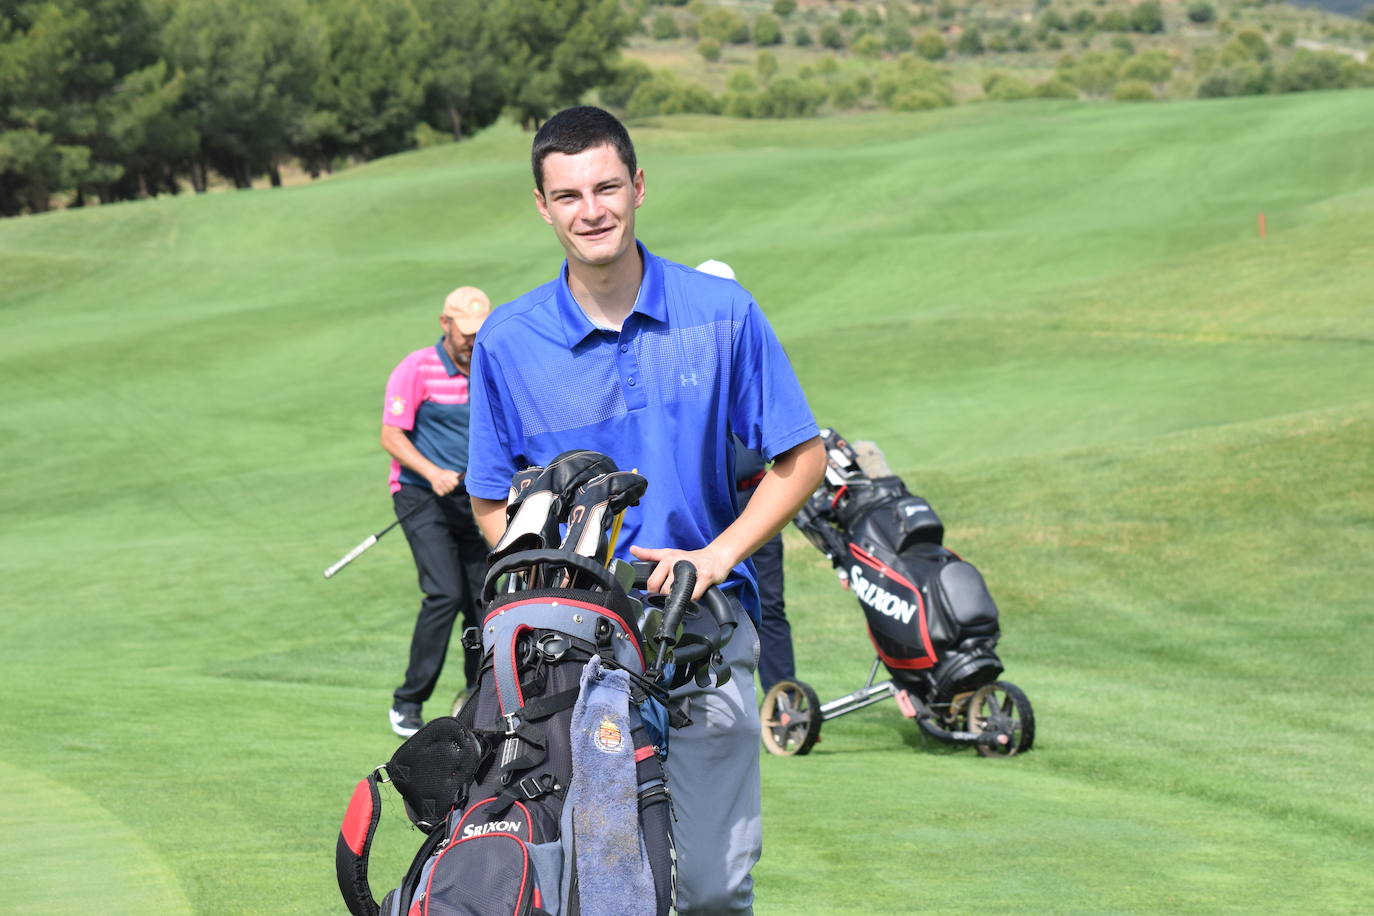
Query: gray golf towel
563,655,656,916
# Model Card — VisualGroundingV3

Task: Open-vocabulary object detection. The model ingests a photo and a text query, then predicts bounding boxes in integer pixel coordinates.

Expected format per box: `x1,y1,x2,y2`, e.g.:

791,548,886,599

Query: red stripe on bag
849,543,937,668
634,744,655,762
340,778,374,856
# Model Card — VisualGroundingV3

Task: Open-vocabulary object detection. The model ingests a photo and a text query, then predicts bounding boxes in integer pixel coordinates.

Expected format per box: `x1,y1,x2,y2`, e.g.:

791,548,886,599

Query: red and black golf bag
794,429,1005,706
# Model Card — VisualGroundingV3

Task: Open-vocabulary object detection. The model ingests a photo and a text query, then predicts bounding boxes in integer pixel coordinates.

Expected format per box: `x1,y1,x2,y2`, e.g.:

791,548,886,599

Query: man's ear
533,187,553,226
632,168,645,209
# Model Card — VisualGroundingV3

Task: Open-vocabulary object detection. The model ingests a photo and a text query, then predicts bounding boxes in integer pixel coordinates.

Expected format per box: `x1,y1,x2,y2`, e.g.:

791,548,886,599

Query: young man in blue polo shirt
382,287,491,737
465,106,825,914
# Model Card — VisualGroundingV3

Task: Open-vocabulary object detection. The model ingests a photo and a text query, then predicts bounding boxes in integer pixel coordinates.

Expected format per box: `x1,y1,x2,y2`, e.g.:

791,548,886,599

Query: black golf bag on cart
337,450,736,916
760,428,1034,758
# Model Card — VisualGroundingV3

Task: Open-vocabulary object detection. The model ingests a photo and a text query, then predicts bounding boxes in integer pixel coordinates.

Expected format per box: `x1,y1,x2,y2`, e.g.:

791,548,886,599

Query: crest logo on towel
594,716,624,753
388,396,406,416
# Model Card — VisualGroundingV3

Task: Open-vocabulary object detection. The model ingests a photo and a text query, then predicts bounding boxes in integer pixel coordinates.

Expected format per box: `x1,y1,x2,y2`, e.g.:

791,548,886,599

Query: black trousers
753,531,794,692
392,485,486,709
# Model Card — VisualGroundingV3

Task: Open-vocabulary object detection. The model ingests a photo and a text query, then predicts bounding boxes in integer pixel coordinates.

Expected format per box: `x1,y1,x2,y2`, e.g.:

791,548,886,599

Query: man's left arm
631,436,824,597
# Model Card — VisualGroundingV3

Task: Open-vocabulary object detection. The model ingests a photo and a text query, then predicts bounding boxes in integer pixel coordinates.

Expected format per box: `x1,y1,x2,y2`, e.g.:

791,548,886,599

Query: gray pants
665,597,761,915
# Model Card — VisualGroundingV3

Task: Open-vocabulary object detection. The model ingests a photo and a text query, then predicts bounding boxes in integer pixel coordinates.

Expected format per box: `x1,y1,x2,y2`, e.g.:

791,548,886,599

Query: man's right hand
428,468,463,496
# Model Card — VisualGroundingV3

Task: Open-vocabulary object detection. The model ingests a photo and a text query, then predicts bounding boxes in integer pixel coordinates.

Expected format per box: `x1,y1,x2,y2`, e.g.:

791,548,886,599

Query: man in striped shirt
381,287,491,737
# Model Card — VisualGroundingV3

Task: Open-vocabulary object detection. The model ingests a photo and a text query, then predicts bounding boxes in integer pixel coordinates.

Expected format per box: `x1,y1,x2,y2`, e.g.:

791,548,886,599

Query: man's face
441,317,477,372
534,144,644,269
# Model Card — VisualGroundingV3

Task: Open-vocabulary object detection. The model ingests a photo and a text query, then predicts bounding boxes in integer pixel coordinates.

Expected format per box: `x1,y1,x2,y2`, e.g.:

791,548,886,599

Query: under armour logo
680,372,698,386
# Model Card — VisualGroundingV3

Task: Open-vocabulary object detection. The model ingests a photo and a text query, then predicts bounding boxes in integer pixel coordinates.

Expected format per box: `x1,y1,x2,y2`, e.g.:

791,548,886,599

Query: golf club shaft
322,475,465,579
323,535,378,578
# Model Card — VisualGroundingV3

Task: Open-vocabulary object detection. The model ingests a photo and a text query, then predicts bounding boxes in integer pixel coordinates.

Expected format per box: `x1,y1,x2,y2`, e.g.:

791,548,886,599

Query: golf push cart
759,429,1035,758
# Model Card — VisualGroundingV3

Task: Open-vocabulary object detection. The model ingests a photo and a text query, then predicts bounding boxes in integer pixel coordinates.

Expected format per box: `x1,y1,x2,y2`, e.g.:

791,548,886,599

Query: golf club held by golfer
323,475,465,578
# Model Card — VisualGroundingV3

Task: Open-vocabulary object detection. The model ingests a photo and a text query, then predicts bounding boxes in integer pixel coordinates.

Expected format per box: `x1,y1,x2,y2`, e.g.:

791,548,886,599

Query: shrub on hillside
1071,10,1098,32
651,13,680,40
1100,9,1130,31
1196,60,1271,96
700,8,749,44
793,25,813,46
915,30,948,60
727,69,758,93
1064,50,1125,96
1121,49,1176,85
757,50,779,81
1186,1,1216,24
830,78,862,108
1130,1,1165,34
698,38,722,61
754,13,783,46
600,60,655,110
1221,30,1270,63
983,71,1034,100
889,89,953,111
1039,10,1068,33
840,8,861,27
754,77,828,117
1112,34,1136,55
721,91,758,117
852,32,882,57
625,73,720,118
876,55,956,109
1035,77,1080,98
1113,79,1156,100
886,24,916,52
1276,28,1296,49
819,23,846,49
1274,49,1368,92
772,0,797,16
958,28,986,54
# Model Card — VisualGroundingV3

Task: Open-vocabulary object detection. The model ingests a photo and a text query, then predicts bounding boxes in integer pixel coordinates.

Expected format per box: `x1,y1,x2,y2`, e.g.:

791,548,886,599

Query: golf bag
338,450,735,916
795,429,1004,705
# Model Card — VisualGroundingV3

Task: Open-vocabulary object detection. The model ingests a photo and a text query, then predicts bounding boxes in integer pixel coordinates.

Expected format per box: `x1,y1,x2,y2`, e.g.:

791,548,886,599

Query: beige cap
442,286,491,334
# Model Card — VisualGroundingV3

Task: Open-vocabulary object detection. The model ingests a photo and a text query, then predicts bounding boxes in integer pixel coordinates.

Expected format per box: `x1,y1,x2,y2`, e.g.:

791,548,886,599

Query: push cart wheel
760,680,822,757
967,681,1035,758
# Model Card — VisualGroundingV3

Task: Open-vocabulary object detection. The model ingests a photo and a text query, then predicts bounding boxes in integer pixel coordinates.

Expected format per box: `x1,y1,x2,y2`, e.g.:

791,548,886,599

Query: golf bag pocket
418,831,544,916
887,494,944,551
934,561,999,644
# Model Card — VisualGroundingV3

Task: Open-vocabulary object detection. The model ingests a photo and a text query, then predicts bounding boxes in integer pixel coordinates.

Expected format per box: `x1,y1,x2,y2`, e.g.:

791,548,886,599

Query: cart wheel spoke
759,680,822,757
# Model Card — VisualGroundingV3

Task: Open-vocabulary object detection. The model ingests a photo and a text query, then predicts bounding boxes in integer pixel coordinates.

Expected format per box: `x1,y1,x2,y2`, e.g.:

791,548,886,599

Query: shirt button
628,377,636,386
619,344,628,353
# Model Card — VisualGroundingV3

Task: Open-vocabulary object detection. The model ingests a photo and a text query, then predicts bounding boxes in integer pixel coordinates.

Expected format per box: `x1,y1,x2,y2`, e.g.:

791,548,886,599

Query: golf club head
490,450,619,567
820,427,865,487
560,471,649,561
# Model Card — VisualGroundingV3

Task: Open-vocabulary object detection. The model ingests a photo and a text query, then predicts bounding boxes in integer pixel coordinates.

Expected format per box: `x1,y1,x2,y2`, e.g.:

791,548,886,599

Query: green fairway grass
2,90,1372,913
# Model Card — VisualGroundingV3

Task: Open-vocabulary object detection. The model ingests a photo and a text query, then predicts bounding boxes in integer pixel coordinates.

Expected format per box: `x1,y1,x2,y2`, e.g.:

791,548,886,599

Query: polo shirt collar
555,241,666,348
432,337,462,377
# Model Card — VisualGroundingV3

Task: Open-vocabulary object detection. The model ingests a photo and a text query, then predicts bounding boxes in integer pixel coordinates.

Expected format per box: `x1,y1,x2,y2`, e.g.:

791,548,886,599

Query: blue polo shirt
466,243,818,621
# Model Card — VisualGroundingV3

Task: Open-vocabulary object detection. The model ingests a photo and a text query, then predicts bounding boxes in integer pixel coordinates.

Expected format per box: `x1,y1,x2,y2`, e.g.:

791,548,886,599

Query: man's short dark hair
531,106,637,194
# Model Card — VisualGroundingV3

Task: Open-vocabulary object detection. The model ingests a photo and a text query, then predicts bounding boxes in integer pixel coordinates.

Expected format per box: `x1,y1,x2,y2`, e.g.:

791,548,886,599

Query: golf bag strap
336,773,382,916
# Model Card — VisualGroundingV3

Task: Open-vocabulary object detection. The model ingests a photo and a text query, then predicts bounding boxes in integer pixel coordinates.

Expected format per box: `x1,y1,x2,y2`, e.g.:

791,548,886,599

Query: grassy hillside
2,90,1372,913
620,0,1374,109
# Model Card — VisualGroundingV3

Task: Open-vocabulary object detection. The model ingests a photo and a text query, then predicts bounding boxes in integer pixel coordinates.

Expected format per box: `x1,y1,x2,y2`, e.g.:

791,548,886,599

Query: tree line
0,0,631,216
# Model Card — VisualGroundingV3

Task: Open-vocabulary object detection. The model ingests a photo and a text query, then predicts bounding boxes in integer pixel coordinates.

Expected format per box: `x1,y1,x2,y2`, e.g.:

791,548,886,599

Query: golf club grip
324,535,378,579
